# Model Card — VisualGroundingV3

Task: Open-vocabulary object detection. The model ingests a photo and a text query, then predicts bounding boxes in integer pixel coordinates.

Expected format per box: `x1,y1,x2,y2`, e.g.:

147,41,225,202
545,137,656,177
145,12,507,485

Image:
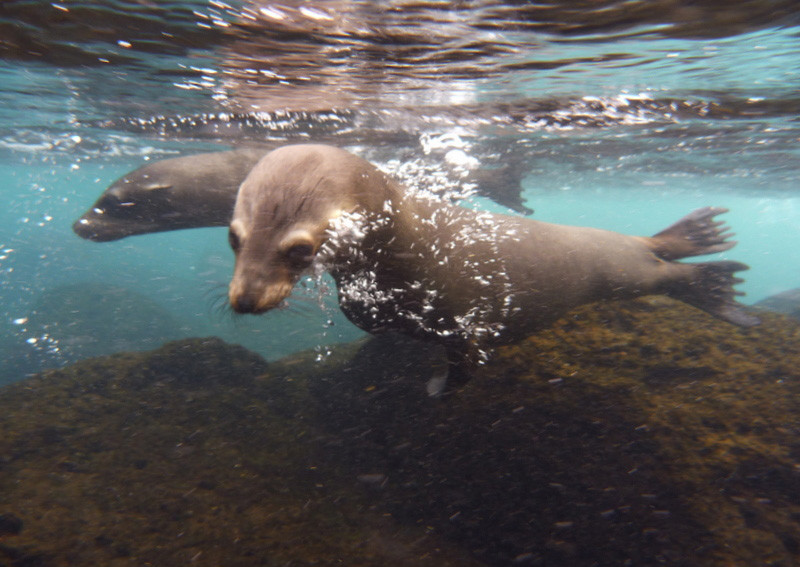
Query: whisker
203,282,228,301
276,299,316,320
286,293,318,305
204,280,236,322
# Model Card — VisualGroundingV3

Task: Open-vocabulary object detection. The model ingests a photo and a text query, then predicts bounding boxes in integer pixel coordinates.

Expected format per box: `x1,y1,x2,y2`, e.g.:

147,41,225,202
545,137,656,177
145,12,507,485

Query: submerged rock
0,513,23,536
0,337,478,567
756,288,800,320
0,298,798,566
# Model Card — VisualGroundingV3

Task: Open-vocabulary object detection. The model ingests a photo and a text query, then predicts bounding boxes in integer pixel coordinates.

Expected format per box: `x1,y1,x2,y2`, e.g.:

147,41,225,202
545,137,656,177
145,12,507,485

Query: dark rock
130,337,269,388
93,535,112,548
0,514,22,535
755,288,800,320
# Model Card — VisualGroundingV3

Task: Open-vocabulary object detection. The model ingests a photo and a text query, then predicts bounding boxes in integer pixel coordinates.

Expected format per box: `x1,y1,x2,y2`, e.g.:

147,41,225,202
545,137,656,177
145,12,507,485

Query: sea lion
72,148,266,242
228,144,760,381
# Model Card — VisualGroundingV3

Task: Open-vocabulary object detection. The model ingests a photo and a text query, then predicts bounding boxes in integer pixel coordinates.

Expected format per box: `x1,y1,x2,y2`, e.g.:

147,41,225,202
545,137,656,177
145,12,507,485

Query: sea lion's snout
229,293,257,314
227,215,323,315
72,216,126,242
72,217,99,240
228,275,294,314
228,286,282,314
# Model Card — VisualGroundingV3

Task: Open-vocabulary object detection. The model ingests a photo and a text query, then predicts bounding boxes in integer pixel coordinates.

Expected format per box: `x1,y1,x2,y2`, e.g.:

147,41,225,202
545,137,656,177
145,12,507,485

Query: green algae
0,299,798,566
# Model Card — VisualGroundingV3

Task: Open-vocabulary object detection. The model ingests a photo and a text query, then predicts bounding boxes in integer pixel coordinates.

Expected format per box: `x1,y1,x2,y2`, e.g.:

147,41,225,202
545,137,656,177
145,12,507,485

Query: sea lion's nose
72,218,104,241
231,294,256,314
229,276,292,314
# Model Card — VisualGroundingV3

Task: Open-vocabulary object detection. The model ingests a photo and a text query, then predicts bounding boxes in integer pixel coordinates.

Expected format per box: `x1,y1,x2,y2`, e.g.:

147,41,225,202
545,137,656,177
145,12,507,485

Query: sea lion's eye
228,228,241,252
286,243,314,264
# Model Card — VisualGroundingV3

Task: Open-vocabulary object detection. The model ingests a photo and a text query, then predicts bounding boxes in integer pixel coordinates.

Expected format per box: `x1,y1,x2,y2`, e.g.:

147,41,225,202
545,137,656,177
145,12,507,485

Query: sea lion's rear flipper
648,207,736,260
669,261,761,327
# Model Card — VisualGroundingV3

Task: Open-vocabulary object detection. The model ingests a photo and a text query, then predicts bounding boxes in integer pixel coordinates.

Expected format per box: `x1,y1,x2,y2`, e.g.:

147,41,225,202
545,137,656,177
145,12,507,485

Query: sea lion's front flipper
669,260,761,327
648,207,736,260
426,342,479,397
425,366,450,397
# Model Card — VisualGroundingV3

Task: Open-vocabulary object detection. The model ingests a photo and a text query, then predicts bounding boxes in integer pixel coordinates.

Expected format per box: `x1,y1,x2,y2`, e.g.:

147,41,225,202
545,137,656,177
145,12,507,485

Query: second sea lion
227,144,759,381
72,148,266,242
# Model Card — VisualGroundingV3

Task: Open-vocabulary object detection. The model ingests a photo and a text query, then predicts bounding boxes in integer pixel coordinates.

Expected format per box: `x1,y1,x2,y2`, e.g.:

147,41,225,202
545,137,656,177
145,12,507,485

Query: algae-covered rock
0,298,799,566
308,298,800,566
0,337,479,567
756,288,800,320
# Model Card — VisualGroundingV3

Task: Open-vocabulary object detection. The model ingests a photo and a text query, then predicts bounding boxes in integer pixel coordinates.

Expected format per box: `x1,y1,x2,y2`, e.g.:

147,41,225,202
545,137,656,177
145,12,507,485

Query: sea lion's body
228,144,758,375
73,148,266,241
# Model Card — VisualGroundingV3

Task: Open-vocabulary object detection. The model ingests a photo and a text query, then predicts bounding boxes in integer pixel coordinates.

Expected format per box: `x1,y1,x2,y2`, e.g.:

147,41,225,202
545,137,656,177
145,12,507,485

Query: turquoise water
0,3,799,380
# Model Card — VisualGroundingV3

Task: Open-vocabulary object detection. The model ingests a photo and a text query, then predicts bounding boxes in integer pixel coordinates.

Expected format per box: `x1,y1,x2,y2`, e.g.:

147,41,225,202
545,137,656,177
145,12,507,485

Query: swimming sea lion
72,148,266,242
228,144,759,380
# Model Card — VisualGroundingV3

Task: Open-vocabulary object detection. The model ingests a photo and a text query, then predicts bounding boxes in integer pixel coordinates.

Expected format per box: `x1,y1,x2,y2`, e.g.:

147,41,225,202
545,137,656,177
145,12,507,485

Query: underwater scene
1,1,800,565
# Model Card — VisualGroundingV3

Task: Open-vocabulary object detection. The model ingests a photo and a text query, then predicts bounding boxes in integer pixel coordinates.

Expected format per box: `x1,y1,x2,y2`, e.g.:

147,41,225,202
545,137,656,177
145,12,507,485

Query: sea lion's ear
279,229,317,252
278,229,318,267
228,219,248,252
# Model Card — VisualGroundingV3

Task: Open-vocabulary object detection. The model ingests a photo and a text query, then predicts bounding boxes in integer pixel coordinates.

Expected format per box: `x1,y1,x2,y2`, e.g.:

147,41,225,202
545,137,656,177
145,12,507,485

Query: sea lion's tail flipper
648,207,736,261
669,261,761,327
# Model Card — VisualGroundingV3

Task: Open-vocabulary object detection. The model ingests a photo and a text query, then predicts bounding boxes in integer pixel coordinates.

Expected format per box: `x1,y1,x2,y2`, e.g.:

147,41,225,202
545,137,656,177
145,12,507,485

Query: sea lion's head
72,149,265,242
72,167,193,242
228,144,394,314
